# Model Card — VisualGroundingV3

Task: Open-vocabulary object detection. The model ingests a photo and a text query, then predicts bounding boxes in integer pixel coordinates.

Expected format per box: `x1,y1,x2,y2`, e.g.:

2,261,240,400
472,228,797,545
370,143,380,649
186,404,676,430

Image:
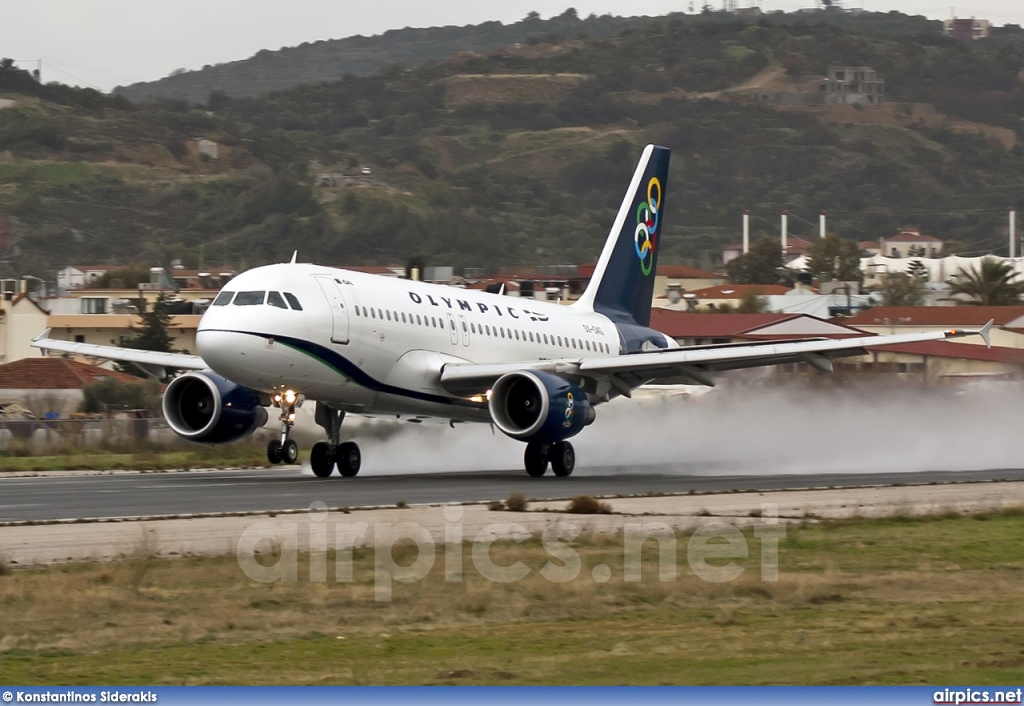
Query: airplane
31,145,992,478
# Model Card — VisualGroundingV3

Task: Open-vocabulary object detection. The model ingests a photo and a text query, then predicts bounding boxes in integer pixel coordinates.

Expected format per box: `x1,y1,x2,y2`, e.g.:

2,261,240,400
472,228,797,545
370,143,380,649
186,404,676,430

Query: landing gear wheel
550,441,575,477
266,440,283,464
310,441,334,478
524,442,549,477
336,441,361,477
282,438,300,465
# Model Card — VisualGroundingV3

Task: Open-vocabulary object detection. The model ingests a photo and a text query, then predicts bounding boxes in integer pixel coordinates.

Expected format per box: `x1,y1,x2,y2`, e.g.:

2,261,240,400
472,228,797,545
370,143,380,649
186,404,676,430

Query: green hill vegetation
2,11,1024,278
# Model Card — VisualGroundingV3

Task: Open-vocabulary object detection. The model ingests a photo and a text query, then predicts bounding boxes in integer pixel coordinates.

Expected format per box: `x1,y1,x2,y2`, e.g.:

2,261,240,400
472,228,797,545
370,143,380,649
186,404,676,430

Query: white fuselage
196,264,631,421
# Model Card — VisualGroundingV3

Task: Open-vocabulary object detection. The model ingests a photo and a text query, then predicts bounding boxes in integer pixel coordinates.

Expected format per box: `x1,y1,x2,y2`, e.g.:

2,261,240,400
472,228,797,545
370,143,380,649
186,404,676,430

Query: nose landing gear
267,389,302,465
310,402,361,478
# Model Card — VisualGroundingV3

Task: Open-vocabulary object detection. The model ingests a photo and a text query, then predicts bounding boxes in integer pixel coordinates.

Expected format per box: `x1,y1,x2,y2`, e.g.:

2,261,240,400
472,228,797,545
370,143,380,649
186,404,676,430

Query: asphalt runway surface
3,465,1024,522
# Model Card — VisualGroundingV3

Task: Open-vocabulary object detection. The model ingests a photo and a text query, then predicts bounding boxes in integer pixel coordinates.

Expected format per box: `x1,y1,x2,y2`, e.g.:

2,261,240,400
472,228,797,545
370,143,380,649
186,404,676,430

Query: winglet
944,319,993,348
32,327,52,343
980,318,993,348
290,250,298,264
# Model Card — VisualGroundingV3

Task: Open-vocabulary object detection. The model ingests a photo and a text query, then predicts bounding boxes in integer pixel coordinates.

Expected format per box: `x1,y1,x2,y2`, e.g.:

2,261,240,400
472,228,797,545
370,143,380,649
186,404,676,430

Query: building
0,357,148,415
943,18,991,41
820,65,885,105
0,292,50,364
723,236,813,265
656,283,792,311
879,228,944,259
649,310,859,346
838,306,1024,349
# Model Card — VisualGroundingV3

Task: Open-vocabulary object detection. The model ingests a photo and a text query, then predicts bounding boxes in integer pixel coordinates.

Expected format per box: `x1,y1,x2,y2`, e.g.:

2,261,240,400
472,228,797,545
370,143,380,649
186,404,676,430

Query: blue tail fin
572,144,670,328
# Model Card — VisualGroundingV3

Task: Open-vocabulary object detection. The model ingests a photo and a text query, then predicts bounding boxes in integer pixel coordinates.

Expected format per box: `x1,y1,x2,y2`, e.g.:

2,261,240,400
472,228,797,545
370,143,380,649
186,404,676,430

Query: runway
3,465,1024,522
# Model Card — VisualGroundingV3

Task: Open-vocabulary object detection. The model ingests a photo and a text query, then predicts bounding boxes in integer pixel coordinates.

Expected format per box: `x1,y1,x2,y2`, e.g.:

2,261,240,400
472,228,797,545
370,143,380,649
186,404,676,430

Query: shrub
566,495,611,514
505,492,528,512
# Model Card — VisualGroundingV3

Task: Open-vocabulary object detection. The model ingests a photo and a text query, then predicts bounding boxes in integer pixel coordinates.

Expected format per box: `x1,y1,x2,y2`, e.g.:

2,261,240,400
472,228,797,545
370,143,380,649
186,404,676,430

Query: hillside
115,8,944,103
2,12,1024,278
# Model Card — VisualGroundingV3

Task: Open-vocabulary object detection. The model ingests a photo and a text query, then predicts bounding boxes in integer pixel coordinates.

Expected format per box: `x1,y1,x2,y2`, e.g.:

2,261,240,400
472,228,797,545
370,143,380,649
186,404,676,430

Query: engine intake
162,371,268,443
488,371,594,443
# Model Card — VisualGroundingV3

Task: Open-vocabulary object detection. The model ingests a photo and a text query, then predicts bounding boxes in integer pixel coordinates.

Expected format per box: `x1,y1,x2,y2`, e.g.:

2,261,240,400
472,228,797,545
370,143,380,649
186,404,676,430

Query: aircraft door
458,314,470,347
446,313,458,346
313,276,350,344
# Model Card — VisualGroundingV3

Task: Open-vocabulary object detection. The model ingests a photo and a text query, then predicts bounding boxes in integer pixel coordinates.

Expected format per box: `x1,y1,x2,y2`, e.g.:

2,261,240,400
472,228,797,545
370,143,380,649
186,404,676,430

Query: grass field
2,512,1024,684
0,445,271,472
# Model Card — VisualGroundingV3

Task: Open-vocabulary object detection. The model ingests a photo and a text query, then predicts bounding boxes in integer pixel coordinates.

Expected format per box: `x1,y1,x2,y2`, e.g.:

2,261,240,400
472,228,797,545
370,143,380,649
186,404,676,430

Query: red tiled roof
867,340,1024,364
685,284,792,299
0,358,146,390
656,264,719,279
650,311,803,338
839,306,1024,327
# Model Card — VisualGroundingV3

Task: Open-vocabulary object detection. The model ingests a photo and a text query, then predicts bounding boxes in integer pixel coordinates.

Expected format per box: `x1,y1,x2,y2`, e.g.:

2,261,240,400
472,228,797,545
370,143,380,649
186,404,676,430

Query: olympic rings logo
634,177,661,277
563,392,574,428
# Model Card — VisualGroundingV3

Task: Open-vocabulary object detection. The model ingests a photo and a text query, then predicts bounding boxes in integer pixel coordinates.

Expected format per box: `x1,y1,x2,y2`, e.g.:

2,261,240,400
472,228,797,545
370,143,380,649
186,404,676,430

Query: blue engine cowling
488,371,595,444
162,371,269,443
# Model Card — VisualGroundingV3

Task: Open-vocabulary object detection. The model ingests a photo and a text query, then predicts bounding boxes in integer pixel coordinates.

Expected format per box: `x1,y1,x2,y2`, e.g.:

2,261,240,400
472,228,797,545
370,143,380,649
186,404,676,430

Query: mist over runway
3,383,1021,522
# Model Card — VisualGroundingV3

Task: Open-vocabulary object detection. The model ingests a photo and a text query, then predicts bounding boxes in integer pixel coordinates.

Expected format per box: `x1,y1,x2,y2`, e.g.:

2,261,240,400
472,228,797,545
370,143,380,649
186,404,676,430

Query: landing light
284,389,298,405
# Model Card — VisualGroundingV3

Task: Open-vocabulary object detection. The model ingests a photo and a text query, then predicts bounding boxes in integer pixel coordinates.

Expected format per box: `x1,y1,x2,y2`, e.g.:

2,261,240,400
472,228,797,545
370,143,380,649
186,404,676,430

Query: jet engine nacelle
162,371,268,444
488,371,594,443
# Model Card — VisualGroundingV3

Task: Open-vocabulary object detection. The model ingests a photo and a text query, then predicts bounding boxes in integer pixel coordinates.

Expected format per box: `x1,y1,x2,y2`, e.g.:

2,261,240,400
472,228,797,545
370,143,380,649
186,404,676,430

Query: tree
806,233,864,283
125,294,174,353
906,260,929,281
736,289,768,313
725,236,783,285
949,258,1024,306
79,378,161,415
878,272,924,306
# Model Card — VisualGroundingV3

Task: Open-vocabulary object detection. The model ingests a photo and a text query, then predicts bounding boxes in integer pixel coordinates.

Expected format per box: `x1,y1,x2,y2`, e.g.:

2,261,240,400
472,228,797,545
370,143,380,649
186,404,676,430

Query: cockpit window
233,291,265,306
212,291,234,306
267,291,288,310
283,292,303,311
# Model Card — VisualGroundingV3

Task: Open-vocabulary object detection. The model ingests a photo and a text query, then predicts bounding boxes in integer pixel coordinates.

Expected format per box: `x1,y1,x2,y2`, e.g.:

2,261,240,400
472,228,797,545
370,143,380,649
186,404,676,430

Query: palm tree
949,258,1024,306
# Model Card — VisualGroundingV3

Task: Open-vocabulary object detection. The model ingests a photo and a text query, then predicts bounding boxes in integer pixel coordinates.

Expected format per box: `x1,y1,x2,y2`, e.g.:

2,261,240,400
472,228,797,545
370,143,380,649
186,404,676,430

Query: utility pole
781,210,788,257
742,210,750,254
1010,206,1017,259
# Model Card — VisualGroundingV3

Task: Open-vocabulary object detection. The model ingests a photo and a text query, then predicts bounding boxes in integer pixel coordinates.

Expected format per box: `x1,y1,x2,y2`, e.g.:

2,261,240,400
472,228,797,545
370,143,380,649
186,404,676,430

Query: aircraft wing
439,323,992,397
31,329,208,373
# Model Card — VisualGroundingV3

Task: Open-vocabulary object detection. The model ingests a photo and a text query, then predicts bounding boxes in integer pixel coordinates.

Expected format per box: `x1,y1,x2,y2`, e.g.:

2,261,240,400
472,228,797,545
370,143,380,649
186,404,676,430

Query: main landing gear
523,441,576,478
267,389,302,465
309,402,361,478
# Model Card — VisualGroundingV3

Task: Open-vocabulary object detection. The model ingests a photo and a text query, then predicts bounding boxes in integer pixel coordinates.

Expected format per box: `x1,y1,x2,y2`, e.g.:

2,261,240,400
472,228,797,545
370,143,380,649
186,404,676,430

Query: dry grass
565,495,612,514
505,492,528,512
1,513,1024,684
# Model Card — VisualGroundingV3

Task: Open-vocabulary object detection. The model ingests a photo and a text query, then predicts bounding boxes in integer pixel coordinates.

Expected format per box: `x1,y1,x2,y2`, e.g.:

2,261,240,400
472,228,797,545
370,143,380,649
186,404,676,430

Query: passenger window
401,312,407,323
386,310,392,321
234,291,265,306
529,332,534,343
267,291,288,309
450,319,455,330
284,293,303,311
213,291,234,306
417,315,422,325
371,309,376,319
515,330,520,340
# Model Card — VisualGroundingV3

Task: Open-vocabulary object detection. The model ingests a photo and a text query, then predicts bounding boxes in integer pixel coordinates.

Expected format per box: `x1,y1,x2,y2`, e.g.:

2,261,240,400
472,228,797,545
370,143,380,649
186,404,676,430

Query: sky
1,0,1023,92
